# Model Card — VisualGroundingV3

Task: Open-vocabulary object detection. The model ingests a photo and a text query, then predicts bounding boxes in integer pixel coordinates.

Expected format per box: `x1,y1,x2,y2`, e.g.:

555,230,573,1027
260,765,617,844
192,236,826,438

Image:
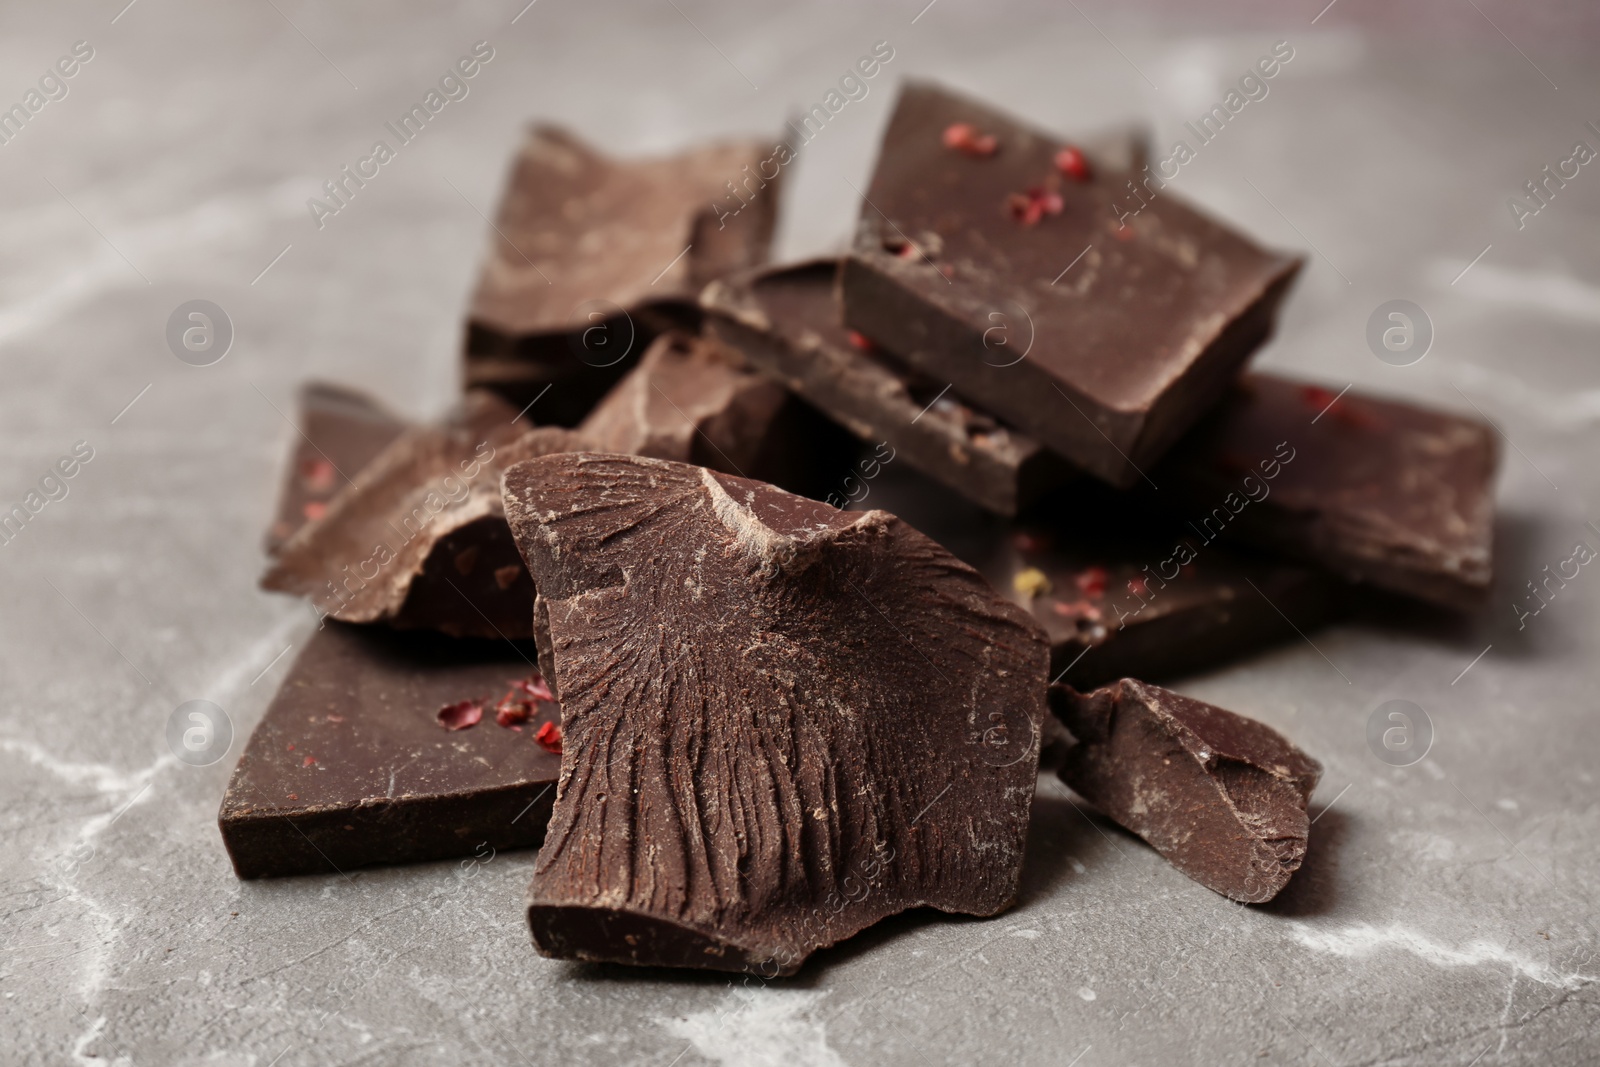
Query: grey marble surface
2,2,1598,1064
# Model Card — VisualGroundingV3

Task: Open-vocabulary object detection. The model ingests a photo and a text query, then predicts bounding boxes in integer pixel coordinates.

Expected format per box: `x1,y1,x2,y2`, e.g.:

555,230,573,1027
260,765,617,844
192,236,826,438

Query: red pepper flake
1054,145,1091,182
535,721,563,754
493,564,522,590
302,755,317,767
1128,576,1149,597
1076,566,1108,597
494,693,531,727
848,330,877,352
1113,224,1136,242
287,793,298,801
896,242,922,261
437,700,484,731
286,743,295,751
942,122,997,157
326,714,345,723
937,262,955,279
513,674,556,703
1052,599,1102,621
1007,186,1063,226
300,457,337,492
302,501,328,522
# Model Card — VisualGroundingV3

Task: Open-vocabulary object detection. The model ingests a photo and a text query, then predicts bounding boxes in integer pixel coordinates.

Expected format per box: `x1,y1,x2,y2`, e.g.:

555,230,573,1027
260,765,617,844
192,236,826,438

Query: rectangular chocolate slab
463,124,780,423
840,81,1302,487
218,624,561,879
1158,374,1499,610
703,259,1073,516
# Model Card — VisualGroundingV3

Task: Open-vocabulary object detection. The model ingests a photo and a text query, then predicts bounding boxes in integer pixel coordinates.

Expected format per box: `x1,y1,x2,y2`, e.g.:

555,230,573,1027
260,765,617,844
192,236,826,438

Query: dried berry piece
502,452,1049,974
1051,679,1322,903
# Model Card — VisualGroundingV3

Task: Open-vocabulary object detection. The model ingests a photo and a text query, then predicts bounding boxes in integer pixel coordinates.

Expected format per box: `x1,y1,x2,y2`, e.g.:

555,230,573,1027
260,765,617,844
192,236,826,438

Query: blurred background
2,2,1597,1065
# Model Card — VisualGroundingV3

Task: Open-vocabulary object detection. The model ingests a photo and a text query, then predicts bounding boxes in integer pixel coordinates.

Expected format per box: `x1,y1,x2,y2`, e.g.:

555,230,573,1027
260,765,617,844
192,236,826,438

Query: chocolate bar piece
1051,679,1321,903
1160,374,1499,609
840,82,1302,487
502,453,1048,974
863,464,1335,689
464,125,780,424
218,623,561,878
703,259,1072,515
578,331,789,475
264,382,406,555
262,392,586,638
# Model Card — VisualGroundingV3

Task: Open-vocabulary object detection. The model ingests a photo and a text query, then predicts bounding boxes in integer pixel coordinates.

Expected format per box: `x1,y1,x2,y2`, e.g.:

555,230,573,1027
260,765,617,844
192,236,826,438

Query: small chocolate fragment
218,623,561,878
840,82,1302,486
1160,374,1499,610
578,331,789,476
502,453,1048,974
264,382,406,555
262,392,587,637
1051,679,1321,903
464,125,781,423
864,463,1336,689
703,259,1072,515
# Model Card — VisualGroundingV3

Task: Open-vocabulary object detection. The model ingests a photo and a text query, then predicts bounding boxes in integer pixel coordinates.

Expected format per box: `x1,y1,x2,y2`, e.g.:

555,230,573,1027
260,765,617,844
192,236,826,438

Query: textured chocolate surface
1161,374,1499,609
218,623,561,879
264,382,407,555
463,125,780,422
703,258,1072,515
840,82,1302,486
578,331,789,475
1051,678,1321,903
262,392,586,637
502,452,1049,974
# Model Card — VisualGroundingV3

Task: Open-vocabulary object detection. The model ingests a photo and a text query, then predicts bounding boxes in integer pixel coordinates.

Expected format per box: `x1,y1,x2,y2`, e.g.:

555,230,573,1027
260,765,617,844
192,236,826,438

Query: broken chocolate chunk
840,82,1302,487
463,125,781,423
864,463,1336,689
703,259,1073,515
264,382,407,555
261,392,587,638
218,624,561,879
578,331,789,475
1051,678,1321,903
501,452,1049,974
1158,374,1499,610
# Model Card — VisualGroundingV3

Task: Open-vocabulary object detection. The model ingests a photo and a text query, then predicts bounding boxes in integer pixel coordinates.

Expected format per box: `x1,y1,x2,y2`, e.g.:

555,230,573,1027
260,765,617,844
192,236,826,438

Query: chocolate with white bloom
1051,678,1321,903
502,452,1049,973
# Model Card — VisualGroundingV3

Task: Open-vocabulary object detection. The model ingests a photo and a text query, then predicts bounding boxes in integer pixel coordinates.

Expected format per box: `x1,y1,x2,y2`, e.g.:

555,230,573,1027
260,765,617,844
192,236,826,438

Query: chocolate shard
502,452,1049,974
861,463,1337,690
264,382,407,555
1159,374,1499,610
993,514,1335,690
839,81,1303,487
703,258,1073,516
218,623,561,878
464,125,781,423
578,331,789,476
1051,678,1322,903
261,392,587,638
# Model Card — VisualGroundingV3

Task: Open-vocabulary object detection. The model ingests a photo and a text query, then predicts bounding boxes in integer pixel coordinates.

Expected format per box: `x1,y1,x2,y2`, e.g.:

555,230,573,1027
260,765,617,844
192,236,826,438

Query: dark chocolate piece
265,382,406,555
840,82,1302,487
1051,678,1321,903
703,259,1072,516
578,331,789,476
501,453,1049,974
863,463,1336,690
1158,374,1498,610
262,392,587,637
218,623,561,878
464,125,780,423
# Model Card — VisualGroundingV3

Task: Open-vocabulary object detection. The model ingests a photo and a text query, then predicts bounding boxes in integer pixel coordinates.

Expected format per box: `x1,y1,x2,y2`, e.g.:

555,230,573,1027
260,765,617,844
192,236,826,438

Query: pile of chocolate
219,82,1498,976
